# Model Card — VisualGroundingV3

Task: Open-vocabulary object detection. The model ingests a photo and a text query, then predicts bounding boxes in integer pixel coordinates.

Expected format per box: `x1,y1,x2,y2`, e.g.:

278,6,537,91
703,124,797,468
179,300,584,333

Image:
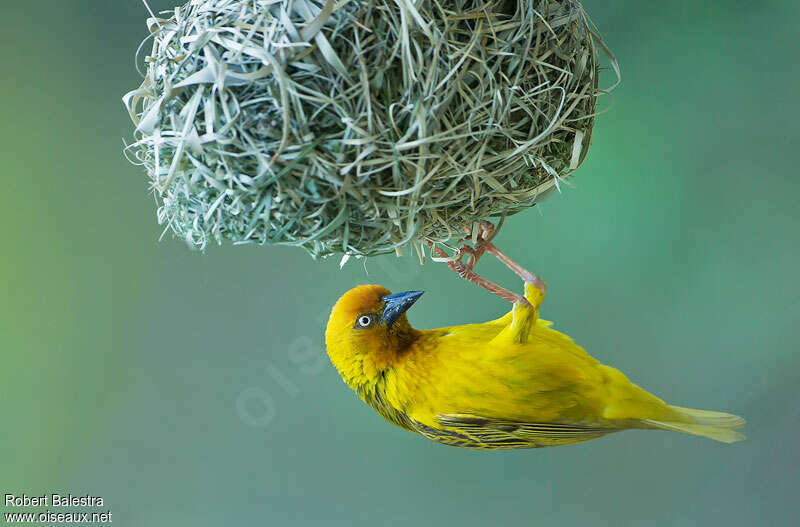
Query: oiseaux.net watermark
3,494,111,524
235,256,421,428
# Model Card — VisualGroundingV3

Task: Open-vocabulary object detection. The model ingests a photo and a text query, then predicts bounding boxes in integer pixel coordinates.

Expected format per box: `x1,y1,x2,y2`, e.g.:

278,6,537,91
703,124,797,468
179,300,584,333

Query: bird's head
325,285,423,387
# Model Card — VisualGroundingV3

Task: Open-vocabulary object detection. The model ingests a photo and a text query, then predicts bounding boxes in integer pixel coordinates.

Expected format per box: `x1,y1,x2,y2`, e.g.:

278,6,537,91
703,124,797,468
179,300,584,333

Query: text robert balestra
5,494,104,507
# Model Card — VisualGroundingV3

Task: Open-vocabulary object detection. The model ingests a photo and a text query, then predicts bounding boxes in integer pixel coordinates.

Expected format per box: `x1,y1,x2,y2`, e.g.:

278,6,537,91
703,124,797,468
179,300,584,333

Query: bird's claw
434,219,544,306
456,244,478,269
457,220,497,269
474,220,496,242
462,220,496,246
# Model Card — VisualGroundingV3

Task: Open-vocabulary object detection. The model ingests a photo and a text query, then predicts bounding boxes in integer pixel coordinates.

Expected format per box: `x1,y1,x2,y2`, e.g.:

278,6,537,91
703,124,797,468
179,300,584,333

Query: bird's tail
643,405,746,443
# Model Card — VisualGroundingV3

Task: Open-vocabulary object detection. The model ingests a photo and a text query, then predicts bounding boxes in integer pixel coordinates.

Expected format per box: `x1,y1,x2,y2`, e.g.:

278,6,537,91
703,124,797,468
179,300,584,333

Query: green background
2,1,798,525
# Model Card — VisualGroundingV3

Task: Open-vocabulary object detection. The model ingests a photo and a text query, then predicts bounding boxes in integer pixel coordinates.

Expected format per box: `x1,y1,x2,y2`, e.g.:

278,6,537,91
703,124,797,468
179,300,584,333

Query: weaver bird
325,222,745,449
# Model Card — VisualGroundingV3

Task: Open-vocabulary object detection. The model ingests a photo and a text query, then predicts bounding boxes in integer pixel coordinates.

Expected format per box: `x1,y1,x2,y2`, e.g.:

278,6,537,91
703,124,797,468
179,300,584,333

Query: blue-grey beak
380,290,424,327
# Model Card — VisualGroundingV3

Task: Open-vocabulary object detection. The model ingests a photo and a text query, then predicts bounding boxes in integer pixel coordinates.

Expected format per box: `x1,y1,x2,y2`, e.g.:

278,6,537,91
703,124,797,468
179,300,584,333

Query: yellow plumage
325,280,745,450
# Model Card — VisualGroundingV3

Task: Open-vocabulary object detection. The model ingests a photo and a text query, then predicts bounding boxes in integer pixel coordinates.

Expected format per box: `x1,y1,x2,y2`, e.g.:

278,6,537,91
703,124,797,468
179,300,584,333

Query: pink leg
483,242,546,295
429,243,529,306
464,220,546,295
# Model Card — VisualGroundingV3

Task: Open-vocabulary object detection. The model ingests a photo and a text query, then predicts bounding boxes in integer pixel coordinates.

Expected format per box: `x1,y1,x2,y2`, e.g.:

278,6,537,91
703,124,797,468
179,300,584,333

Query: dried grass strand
124,0,617,258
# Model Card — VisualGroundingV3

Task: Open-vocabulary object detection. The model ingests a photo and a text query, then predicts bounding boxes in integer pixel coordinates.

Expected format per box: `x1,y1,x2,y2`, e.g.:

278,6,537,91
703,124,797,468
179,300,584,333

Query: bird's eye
355,315,374,329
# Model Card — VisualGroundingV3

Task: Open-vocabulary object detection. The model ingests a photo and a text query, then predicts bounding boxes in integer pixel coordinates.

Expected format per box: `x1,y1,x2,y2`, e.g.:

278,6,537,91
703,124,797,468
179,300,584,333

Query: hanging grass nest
124,0,616,258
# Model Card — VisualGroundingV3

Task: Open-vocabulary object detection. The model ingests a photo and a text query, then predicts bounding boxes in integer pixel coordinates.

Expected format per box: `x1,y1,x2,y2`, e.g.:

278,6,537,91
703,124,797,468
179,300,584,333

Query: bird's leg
458,244,481,270
428,243,529,306
483,241,546,311
457,221,540,344
483,241,546,296
468,220,546,310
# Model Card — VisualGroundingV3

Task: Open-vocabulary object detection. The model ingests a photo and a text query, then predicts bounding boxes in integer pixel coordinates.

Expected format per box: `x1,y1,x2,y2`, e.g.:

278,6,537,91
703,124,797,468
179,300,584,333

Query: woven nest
124,0,616,258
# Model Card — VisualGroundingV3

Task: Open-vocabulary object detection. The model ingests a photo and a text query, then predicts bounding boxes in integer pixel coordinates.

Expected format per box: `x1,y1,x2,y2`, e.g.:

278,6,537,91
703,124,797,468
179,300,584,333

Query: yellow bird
325,224,745,449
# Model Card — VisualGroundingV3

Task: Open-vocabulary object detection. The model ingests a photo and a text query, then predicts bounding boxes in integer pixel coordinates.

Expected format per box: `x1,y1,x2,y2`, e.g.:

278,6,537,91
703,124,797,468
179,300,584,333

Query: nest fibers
124,0,617,258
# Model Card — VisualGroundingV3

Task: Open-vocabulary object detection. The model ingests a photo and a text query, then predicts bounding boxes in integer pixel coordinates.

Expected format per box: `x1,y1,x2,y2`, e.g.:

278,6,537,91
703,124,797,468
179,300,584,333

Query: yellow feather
325,284,745,449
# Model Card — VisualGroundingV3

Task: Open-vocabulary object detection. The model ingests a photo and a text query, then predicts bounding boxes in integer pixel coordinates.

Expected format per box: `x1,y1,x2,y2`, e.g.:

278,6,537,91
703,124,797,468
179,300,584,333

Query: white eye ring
356,315,373,328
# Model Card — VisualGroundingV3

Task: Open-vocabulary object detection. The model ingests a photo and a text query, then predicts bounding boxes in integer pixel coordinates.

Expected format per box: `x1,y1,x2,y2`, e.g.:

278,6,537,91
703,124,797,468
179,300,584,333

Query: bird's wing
429,414,618,449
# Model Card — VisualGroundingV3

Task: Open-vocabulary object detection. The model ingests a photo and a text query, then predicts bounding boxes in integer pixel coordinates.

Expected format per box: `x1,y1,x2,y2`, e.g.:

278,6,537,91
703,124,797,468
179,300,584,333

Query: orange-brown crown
325,285,420,388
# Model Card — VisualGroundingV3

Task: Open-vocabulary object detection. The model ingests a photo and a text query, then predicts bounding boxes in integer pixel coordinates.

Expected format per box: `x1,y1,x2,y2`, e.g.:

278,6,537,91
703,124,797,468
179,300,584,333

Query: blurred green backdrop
1,1,798,525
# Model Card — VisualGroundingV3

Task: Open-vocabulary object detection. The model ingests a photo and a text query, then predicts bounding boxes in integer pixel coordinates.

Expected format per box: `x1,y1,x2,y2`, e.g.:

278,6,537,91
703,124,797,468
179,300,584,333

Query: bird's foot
456,244,479,270
428,242,529,306
460,220,546,296
469,220,496,242
458,220,497,268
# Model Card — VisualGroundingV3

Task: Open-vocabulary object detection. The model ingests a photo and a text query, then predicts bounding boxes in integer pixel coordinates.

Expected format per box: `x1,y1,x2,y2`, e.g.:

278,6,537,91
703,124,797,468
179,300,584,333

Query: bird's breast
377,325,611,427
